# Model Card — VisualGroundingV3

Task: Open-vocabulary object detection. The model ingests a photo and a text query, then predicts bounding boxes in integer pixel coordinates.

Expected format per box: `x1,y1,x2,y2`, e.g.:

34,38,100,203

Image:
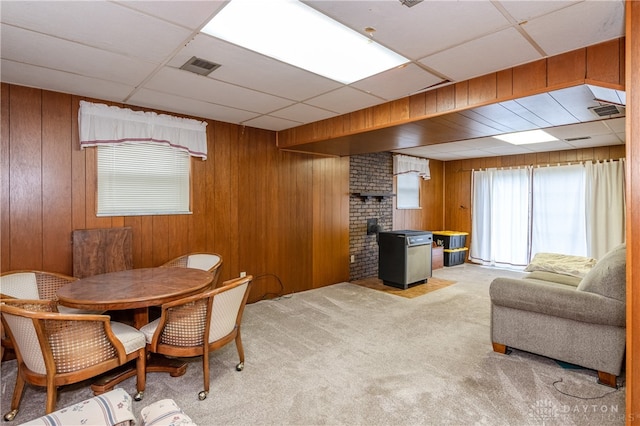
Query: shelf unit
352,192,395,202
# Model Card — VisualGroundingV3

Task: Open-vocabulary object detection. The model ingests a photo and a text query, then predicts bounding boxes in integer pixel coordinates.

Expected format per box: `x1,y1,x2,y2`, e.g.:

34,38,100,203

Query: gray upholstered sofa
489,243,626,388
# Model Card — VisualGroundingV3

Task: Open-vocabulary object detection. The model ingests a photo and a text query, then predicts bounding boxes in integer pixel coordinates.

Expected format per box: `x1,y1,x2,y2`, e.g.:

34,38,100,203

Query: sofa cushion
20,388,135,426
138,399,197,426
577,243,626,302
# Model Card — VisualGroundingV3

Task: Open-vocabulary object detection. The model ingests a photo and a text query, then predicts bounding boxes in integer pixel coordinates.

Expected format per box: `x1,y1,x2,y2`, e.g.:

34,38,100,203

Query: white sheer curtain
585,159,626,259
470,167,531,268
531,164,587,256
471,160,626,267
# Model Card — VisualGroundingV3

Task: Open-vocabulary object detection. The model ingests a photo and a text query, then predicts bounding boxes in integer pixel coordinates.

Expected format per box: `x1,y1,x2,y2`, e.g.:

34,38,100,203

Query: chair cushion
138,399,197,426
111,322,146,354
187,254,219,271
20,388,135,426
0,272,39,299
139,318,160,344
577,243,626,302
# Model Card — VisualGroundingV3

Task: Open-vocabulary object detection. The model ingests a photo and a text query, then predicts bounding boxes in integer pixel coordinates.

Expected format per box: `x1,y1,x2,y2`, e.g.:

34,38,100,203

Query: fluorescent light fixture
201,0,409,84
494,129,559,145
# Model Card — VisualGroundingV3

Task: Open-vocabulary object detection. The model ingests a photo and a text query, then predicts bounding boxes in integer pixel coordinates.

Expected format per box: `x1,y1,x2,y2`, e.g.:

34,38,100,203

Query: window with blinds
97,142,191,216
396,173,420,209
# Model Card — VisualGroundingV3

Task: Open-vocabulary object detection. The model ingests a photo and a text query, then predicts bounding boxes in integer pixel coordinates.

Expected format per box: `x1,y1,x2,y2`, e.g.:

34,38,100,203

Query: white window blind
396,173,420,209
97,142,191,216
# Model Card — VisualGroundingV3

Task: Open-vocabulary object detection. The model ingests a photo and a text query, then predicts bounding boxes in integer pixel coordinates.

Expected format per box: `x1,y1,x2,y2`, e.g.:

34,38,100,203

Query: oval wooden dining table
56,267,214,394
57,267,213,327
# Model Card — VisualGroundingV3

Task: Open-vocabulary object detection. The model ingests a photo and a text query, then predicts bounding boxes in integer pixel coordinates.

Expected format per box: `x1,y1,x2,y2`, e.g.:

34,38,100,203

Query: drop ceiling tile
168,34,342,102
513,93,578,126
0,59,135,102
128,88,259,124
1,26,155,86
545,121,614,140
494,100,554,129
566,134,624,149
144,67,294,114
498,1,579,22
271,103,337,123
351,64,443,101
429,152,473,161
444,149,495,159
482,145,534,156
116,1,226,29
587,85,627,107
520,140,574,152
521,0,625,56
242,115,302,132
457,109,517,134
604,118,626,133
307,0,511,60
549,85,603,122
305,87,384,114
1,1,192,63
455,138,513,150
427,141,479,153
419,27,541,82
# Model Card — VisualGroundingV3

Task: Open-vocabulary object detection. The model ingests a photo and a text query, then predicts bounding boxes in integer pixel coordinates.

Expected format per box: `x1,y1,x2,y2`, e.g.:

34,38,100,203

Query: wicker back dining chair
160,253,223,288
0,299,147,422
140,275,252,400
0,270,98,361
0,270,76,303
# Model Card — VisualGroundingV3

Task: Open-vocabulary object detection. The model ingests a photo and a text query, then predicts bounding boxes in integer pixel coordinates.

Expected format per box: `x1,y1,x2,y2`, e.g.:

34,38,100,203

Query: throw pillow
576,243,626,302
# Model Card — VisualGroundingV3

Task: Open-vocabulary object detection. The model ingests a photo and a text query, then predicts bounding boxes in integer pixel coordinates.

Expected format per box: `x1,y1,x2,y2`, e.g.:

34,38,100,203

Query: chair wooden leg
492,342,508,354
198,349,210,400
134,348,146,401
45,382,57,414
4,371,26,420
203,349,210,394
235,331,245,370
597,371,618,388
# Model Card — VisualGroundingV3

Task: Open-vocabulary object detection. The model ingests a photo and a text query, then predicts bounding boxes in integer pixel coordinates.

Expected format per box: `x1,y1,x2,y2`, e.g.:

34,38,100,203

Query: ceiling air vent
588,104,625,118
180,56,221,76
565,136,592,142
399,0,423,7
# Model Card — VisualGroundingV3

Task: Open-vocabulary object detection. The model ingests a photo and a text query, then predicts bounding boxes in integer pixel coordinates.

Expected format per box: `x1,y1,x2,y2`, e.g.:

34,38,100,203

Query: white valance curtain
78,101,208,159
393,154,430,180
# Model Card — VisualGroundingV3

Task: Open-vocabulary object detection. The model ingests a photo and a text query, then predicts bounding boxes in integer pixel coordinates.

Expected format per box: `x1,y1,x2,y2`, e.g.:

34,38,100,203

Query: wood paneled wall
0,84,350,302
442,146,627,253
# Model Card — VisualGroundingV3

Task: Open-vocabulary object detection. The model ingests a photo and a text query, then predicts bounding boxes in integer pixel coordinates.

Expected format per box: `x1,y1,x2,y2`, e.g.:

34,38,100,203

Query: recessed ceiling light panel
201,0,409,84
494,129,559,145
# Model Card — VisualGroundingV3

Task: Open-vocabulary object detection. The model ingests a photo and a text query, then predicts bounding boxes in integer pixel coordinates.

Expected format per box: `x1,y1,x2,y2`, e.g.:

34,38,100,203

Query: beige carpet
350,276,455,298
1,264,625,425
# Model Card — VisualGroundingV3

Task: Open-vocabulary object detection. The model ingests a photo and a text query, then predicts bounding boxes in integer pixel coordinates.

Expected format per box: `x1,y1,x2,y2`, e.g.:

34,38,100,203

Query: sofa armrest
490,277,625,327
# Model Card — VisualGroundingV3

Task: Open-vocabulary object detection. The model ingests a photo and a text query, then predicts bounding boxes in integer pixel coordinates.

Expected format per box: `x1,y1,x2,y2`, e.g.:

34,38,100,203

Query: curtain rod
458,157,625,173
